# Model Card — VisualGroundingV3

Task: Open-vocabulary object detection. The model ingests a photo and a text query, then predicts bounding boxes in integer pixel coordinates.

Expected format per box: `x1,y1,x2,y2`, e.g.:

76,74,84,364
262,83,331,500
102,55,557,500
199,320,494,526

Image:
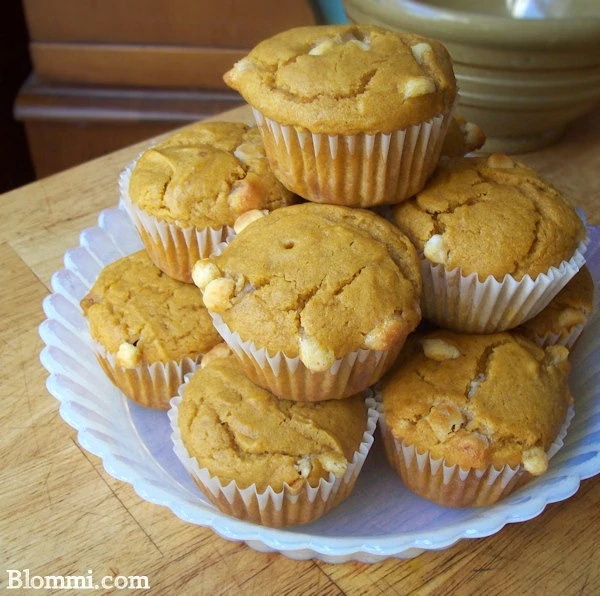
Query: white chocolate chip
422,338,461,361
309,38,337,56
346,37,370,51
294,455,312,478
403,76,436,100
319,454,347,477
467,373,486,399
233,58,254,73
522,446,548,475
233,209,266,234
545,344,570,365
486,153,516,169
200,342,232,369
234,141,264,164
427,402,466,442
115,342,141,368
423,234,448,264
202,277,236,312
192,260,221,290
298,334,336,372
464,122,482,147
364,314,404,351
411,42,432,66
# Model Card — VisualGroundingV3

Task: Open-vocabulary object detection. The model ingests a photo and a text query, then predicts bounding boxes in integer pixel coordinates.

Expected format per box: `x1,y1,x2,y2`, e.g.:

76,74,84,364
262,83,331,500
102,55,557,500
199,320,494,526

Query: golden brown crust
80,250,221,365
224,25,457,135
391,154,587,281
128,121,295,229
193,203,422,369
381,329,572,472
517,265,595,341
178,354,368,492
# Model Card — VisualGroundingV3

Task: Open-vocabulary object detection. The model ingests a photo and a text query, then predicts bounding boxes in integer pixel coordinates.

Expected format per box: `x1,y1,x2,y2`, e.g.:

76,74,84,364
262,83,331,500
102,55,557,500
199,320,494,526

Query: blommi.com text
5,569,150,590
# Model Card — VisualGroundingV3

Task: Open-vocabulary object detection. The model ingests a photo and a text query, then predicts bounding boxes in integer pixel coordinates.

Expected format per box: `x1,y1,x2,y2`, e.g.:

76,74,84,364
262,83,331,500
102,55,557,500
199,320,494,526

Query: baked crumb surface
128,121,295,229
194,203,422,369
392,155,587,281
381,329,572,472
178,354,368,492
223,25,456,135
80,250,221,365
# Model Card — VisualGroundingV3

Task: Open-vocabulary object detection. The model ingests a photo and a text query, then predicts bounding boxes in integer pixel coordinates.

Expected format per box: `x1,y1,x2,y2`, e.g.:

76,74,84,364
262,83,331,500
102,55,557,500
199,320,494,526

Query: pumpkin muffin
80,250,222,408
379,329,573,507
192,202,422,401
517,265,595,349
169,346,379,527
440,115,486,158
120,120,295,282
391,153,588,332
224,24,457,207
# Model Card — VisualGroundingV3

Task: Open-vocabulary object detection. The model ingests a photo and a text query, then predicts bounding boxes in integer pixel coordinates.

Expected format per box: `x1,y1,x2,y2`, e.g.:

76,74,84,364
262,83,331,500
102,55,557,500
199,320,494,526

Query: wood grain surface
1,104,599,595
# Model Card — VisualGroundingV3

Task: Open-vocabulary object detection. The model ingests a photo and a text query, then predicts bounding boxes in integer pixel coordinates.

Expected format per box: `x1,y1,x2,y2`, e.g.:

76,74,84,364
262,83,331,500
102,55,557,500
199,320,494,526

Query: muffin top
192,203,422,371
223,24,456,135
80,250,221,367
517,265,595,342
392,154,587,281
128,121,295,229
177,351,368,492
381,329,572,474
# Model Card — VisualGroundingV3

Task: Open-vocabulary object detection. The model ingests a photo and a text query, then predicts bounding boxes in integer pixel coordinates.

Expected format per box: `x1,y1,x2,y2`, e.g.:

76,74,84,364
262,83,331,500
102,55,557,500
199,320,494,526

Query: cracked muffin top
128,121,295,229
192,203,422,372
223,24,457,135
80,250,221,367
517,265,595,343
381,329,572,474
392,154,587,281
177,350,368,492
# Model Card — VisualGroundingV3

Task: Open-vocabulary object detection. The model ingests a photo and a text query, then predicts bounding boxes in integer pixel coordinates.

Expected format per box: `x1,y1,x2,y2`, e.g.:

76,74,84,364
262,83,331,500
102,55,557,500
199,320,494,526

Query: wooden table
2,105,599,594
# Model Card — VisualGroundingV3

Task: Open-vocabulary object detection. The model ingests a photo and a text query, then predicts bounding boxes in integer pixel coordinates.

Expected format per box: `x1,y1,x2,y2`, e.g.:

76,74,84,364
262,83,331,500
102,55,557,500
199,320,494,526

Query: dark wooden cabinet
15,0,321,179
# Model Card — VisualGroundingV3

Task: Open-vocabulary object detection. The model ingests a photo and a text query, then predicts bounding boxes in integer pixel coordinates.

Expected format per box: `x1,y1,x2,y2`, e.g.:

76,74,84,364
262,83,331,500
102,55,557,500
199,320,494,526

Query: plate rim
39,207,600,562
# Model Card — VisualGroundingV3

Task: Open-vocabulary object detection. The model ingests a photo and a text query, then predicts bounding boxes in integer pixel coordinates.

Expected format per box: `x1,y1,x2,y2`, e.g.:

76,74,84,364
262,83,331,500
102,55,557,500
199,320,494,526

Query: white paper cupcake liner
526,322,588,350
119,159,234,283
420,236,589,333
209,312,402,401
379,404,574,508
168,389,380,527
252,107,453,207
92,339,201,409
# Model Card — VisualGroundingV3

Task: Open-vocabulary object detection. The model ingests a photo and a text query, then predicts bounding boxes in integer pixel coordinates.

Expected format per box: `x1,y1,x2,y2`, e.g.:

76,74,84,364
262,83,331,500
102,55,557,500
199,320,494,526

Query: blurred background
1,0,347,193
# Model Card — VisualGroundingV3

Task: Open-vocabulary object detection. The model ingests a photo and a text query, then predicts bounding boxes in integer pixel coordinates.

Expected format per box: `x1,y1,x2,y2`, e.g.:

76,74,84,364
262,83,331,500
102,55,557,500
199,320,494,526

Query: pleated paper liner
210,312,402,402
168,390,380,528
119,159,233,284
525,322,588,350
94,346,201,409
252,107,453,207
420,236,589,333
379,404,574,508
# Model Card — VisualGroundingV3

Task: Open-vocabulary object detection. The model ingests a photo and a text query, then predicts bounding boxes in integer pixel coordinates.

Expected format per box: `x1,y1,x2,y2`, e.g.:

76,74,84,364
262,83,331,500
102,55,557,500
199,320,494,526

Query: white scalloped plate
39,207,600,563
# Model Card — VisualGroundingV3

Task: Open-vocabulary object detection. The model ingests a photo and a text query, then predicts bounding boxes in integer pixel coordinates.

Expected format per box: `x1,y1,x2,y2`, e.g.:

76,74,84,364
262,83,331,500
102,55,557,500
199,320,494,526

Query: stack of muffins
80,24,593,526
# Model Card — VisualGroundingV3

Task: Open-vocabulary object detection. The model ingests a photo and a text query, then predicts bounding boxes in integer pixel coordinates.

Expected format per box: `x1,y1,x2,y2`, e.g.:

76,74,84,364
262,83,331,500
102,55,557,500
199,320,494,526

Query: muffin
192,202,422,401
516,265,595,349
80,250,222,408
169,346,379,527
440,115,486,158
120,120,296,283
379,329,574,507
224,24,457,207
392,153,588,332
